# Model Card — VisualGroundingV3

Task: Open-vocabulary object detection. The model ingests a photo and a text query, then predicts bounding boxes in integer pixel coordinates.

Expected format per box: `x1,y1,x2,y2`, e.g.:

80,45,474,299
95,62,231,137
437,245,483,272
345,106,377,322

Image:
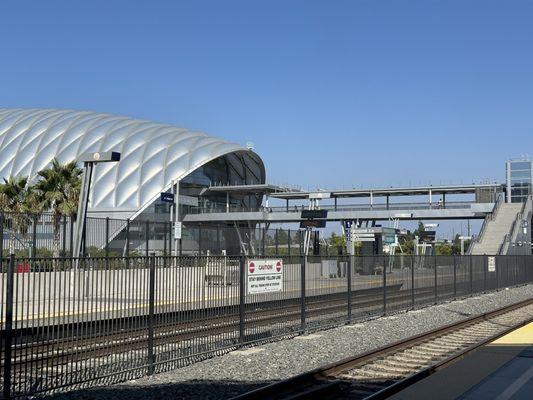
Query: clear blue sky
1,0,532,191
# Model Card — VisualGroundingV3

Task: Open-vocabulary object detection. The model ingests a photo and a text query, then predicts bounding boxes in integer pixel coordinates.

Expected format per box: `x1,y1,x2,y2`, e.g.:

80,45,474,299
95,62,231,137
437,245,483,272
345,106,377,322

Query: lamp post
73,151,120,259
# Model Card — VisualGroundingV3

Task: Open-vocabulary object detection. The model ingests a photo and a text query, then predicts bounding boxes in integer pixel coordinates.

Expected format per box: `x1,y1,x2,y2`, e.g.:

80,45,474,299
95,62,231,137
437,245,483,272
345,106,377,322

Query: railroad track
4,285,443,375
232,298,533,400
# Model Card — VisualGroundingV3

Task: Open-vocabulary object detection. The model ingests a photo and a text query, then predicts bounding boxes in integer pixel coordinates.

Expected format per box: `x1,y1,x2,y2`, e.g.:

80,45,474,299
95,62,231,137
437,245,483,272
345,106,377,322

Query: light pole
73,151,120,259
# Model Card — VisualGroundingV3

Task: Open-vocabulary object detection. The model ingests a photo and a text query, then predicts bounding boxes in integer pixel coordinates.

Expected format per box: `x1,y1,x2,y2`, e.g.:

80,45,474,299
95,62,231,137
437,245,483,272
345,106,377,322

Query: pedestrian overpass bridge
183,183,502,223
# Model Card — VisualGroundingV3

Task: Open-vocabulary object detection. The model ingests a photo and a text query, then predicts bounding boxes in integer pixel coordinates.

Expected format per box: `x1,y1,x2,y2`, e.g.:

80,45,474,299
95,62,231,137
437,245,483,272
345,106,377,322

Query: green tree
34,159,82,257
0,176,40,254
329,232,346,255
413,221,425,238
435,242,453,255
398,236,414,254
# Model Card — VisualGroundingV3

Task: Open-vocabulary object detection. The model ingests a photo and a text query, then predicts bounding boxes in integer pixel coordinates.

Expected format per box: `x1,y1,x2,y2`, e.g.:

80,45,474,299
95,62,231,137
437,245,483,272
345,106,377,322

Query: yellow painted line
490,323,533,345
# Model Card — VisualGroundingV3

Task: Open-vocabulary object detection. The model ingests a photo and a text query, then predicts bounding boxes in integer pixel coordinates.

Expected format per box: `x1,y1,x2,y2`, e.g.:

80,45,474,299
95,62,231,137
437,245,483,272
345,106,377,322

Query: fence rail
0,212,327,258
1,254,532,398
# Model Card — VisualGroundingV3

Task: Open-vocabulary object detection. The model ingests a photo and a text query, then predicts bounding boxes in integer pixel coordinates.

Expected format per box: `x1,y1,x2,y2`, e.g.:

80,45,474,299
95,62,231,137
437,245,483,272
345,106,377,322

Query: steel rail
230,297,533,400
3,285,440,372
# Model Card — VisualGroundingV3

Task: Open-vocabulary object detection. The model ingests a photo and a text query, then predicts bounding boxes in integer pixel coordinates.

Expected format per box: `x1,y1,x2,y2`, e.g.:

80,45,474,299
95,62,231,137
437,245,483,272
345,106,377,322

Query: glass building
506,158,533,203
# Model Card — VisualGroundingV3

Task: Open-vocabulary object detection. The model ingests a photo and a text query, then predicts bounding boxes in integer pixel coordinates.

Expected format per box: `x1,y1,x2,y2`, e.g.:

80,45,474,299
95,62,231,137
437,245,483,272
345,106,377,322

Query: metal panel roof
0,108,264,219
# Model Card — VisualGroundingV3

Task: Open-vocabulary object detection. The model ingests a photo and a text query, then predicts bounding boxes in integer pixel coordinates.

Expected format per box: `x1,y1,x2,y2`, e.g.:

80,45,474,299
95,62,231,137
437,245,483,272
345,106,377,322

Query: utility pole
73,151,120,259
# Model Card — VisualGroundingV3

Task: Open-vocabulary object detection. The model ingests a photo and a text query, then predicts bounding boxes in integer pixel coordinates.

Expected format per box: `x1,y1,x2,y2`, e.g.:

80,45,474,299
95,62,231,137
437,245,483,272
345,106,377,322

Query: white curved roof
0,108,264,218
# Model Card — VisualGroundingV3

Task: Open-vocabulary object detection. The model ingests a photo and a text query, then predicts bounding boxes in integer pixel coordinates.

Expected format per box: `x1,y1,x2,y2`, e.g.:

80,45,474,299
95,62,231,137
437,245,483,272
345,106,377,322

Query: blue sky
1,0,532,193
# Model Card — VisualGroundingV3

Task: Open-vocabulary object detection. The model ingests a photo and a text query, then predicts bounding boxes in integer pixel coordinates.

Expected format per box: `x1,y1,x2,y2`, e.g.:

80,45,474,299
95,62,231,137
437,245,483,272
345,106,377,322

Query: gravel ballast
45,285,533,400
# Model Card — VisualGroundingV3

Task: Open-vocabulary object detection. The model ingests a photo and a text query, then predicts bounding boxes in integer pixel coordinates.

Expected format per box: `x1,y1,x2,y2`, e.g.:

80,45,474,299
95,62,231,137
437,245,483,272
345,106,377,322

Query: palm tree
0,176,37,254
34,159,82,257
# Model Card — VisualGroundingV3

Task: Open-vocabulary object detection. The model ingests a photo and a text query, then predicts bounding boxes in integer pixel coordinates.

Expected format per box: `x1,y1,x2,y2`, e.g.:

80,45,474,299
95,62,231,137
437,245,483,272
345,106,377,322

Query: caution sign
488,256,496,272
247,259,283,294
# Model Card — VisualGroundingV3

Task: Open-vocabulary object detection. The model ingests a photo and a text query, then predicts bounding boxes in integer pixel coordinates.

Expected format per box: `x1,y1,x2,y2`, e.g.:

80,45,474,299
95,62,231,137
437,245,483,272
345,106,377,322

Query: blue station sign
160,192,175,203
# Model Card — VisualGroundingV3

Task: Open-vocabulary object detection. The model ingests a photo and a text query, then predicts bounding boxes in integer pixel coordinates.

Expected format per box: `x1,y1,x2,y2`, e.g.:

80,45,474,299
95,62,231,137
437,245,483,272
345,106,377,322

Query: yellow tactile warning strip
491,323,533,345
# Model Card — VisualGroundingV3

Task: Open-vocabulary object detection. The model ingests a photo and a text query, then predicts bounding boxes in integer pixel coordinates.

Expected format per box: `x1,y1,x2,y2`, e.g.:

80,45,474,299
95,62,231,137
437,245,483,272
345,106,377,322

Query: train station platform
390,322,533,399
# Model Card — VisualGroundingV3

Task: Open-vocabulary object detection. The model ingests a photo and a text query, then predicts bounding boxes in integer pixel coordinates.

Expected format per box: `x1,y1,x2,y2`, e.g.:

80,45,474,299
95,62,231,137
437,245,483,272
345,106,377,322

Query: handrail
491,193,504,220
501,195,533,255
189,200,487,215
468,195,503,254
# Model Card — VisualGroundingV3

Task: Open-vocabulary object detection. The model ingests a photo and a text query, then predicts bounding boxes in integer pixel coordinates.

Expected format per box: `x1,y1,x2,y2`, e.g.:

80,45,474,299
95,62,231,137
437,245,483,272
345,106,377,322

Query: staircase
470,202,523,255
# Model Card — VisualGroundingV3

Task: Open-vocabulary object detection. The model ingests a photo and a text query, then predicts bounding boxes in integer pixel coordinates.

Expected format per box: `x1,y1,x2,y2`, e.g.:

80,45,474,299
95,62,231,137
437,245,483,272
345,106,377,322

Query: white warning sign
247,259,283,294
488,256,496,272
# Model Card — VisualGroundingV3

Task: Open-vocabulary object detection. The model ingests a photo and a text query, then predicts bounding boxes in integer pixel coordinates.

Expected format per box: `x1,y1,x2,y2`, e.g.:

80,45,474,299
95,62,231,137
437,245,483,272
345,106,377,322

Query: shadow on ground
41,380,273,400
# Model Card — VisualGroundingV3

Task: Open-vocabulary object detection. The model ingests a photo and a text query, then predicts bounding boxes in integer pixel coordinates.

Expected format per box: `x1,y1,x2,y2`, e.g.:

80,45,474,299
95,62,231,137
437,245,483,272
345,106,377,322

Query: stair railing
467,194,503,254
499,195,533,255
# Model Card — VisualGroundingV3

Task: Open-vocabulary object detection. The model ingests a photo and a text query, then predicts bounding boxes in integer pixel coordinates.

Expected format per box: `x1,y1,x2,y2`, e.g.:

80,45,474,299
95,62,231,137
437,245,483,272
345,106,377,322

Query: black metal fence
1,212,329,258
1,254,532,398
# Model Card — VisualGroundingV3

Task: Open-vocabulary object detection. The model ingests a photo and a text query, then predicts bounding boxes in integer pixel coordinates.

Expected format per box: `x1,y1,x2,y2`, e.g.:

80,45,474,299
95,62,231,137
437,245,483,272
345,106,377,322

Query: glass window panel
510,161,532,170
511,170,532,179
511,181,531,187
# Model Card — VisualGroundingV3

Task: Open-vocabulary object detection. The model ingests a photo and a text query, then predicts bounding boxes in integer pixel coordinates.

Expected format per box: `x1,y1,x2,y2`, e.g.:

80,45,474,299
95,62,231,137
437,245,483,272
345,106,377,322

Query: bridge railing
187,200,482,215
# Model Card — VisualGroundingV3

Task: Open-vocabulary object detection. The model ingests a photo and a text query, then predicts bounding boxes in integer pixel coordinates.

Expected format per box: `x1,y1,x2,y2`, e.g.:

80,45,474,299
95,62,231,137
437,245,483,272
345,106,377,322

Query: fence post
3,254,15,399
62,215,67,256
275,229,279,256
147,253,156,375
483,256,487,293
288,230,291,256
300,255,306,333
168,220,172,257
453,255,457,300
69,217,74,257
126,219,130,254
239,255,246,344
32,214,37,258
145,220,150,258
104,217,110,271
507,255,510,286
496,256,499,290
163,222,167,262
434,253,438,304
383,256,387,315
411,254,415,308
214,225,219,253
198,226,202,255
513,254,518,285
105,218,110,257
262,227,266,256
469,255,473,296
347,255,352,323
0,212,4,258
